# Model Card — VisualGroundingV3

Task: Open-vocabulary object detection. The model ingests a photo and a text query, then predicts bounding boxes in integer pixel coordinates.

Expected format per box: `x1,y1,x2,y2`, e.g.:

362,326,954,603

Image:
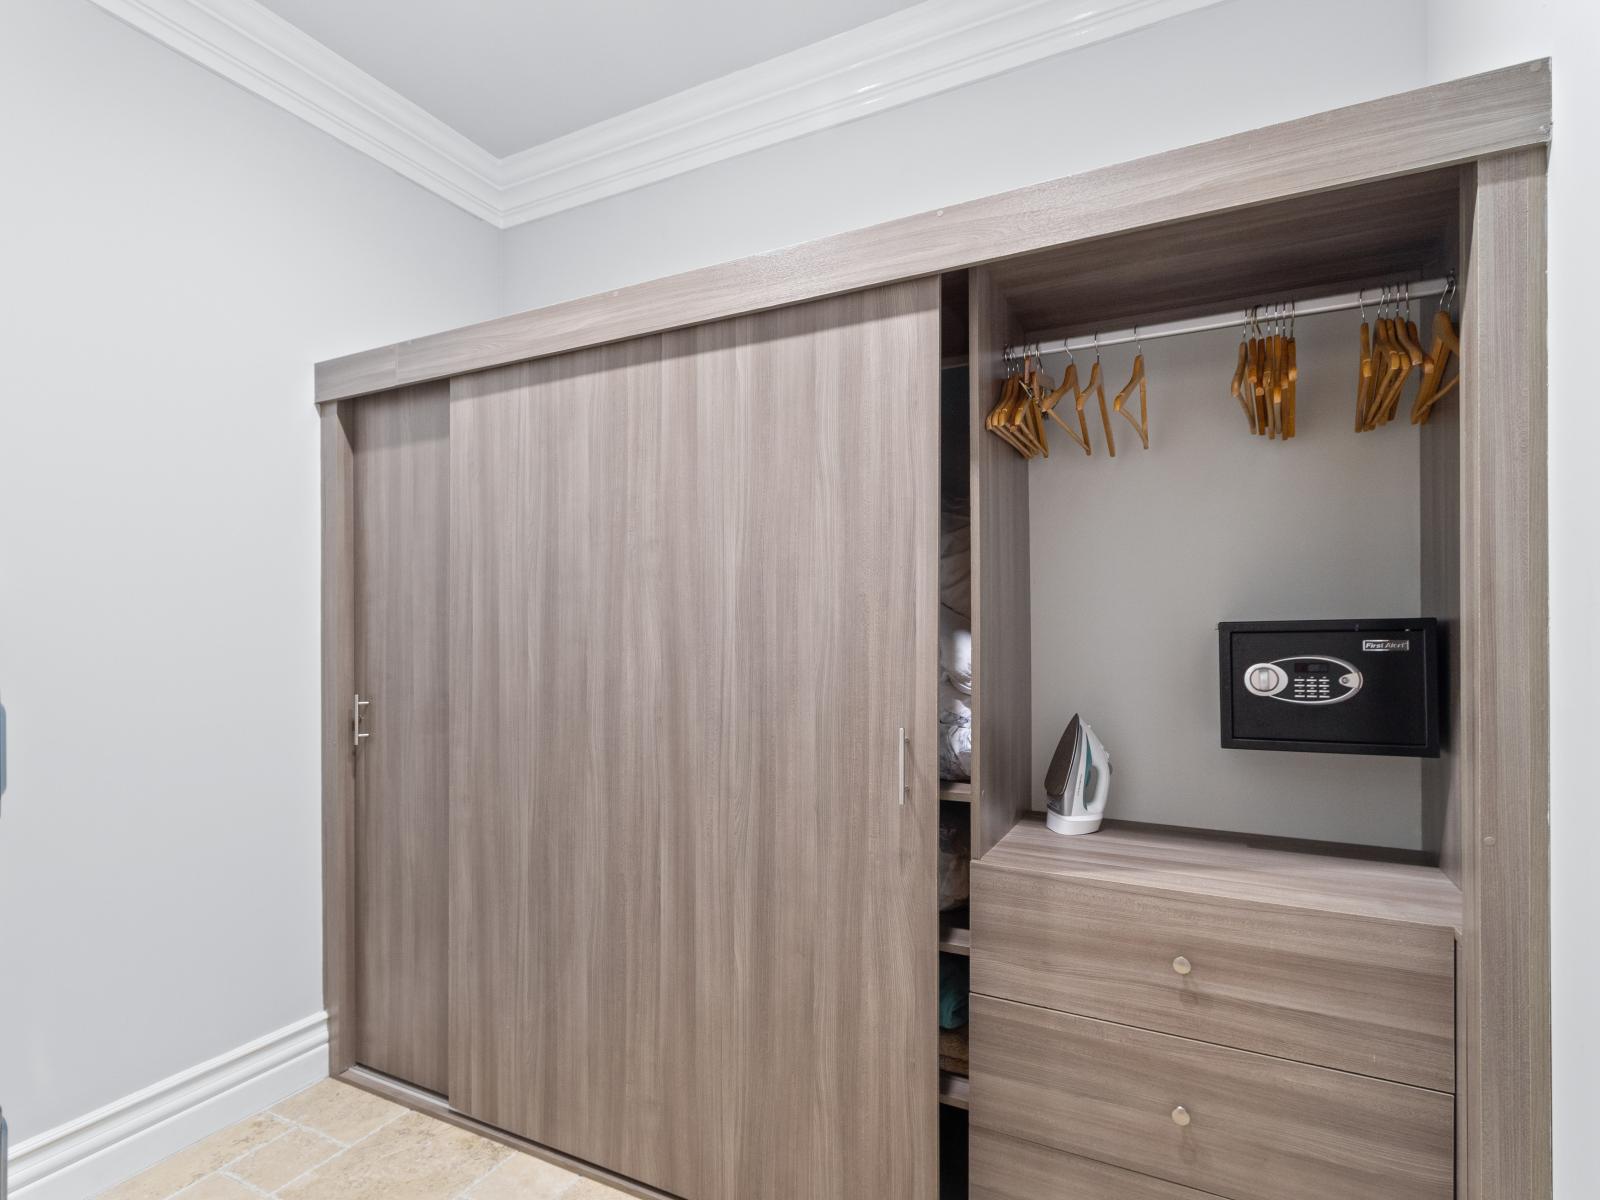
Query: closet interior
931,164,1467,1198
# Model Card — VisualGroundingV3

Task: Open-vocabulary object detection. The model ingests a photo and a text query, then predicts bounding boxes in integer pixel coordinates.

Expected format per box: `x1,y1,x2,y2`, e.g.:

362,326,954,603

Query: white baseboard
8,1013,329,1200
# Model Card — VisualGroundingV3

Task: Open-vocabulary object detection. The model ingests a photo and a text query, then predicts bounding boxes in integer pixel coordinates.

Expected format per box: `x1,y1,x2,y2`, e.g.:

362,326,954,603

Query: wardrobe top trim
315,60,1550,406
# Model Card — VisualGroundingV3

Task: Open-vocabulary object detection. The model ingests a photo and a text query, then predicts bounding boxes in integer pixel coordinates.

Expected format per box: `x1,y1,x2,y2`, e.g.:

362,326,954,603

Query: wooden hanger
1363,293,1396,430
1111,333,1149,450
1020,356,1049,457
1269,316,1281,439
1261,312,1283,439
1374,285,1424,426
1230,331,1257,433
1354,303,1375,433
1042,355,1092,455
1412,278,1460,425
1361,288,1407,431
1082,342,1115,457
1250,325,1268,437
986,362,1034,457
1282,304,1299,439
1002,355,1046,457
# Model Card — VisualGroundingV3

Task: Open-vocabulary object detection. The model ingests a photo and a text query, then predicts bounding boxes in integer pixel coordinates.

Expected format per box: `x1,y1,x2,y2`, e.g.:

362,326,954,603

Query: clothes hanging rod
1014,276,1453,358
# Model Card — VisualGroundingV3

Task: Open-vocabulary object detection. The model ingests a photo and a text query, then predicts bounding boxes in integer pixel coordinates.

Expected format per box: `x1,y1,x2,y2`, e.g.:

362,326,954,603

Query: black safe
1218,619,1440,757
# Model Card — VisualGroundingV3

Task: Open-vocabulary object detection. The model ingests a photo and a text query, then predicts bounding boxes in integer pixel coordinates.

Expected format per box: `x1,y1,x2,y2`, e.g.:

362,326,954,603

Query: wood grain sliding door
448,278,941,1199
351,382,451,1093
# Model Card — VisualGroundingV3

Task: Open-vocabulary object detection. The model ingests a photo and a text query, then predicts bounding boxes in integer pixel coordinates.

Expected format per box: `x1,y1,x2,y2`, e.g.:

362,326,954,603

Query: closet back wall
1027,311,1425,849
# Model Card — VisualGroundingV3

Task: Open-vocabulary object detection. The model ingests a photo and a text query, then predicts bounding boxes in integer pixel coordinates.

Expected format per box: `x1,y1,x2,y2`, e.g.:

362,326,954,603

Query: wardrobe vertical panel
448,278,941,1200
448,339,686,1192
1422,171,1470,887
1457,145,1551,1200
968,267,1033,859
350,382,451,1094
321,402,358,1077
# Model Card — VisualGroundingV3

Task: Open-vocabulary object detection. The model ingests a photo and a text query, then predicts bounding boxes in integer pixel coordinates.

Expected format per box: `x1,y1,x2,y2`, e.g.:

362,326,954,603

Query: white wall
0,0,499,1155
499,0,1428,313
1422,5,1600,1197
1027,314,1425,849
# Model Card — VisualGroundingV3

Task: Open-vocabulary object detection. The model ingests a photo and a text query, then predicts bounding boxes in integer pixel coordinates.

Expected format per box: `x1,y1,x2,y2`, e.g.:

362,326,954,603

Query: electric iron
1043,714,1112,835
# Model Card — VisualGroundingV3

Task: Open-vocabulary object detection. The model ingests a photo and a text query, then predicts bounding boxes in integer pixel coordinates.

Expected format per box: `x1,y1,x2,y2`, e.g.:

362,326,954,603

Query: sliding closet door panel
351,381,450,1094
665,280,940,1199
449,278,940,1200
449,336,689,1190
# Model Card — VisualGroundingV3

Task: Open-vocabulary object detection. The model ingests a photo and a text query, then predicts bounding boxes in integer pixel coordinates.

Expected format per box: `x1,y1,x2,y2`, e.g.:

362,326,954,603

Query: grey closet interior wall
1027,311,1426,849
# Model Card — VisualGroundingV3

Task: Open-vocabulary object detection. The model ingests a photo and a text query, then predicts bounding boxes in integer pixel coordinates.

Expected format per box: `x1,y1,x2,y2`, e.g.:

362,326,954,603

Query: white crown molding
9,1012,329,1200
494,0,1229,224
85,0,504,222
88,0,1227,229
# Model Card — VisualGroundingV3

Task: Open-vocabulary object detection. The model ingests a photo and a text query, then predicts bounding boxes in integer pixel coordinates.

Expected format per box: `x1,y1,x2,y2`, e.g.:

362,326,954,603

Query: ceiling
92,0,1227,226
255,0,922,156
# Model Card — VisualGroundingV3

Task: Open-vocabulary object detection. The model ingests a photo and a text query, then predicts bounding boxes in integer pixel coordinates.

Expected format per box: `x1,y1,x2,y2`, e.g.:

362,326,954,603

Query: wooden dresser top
979,816,1463,931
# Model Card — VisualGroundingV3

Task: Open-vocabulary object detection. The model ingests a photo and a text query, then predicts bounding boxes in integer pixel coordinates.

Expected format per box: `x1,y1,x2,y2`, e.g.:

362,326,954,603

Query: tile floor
99,1079,631,1200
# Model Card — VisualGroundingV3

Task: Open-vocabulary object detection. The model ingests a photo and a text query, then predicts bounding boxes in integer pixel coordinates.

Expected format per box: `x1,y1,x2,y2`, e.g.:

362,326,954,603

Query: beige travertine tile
270,1079,405,1145
465,1152,583,1199
99,1114,289,1200
172,1177,259,1200
277,1110,508,1200
227,1125,341,1191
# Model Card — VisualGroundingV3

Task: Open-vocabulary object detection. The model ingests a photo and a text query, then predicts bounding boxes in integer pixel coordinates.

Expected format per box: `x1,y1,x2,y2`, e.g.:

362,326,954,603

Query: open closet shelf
938,780,972,803
980,816,1463,931
993,166,1460,342
938,1072,970,1111
938,914,971,957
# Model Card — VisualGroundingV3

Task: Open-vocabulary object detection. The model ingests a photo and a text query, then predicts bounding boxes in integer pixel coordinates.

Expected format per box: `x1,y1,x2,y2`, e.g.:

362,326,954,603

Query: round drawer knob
1171,1105,1191,1127
1172,955,1192,976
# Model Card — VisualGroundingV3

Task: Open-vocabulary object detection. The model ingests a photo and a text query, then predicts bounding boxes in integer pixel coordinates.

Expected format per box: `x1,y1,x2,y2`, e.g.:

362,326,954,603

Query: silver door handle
898,727,908,807
353,694,371,750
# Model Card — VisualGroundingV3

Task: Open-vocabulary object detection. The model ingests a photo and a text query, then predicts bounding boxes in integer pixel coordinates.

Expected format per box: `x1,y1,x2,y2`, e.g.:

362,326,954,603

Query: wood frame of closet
319,61,1552,1199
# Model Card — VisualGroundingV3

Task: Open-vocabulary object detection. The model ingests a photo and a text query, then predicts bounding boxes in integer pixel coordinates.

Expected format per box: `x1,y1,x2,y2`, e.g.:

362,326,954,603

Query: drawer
972,1126,1216,1199
971,862,1455,1090
970,996,1453,1200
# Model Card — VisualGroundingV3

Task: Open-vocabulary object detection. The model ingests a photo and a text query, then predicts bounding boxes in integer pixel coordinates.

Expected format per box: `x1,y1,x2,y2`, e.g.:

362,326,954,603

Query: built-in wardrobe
320,63,1552,1200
